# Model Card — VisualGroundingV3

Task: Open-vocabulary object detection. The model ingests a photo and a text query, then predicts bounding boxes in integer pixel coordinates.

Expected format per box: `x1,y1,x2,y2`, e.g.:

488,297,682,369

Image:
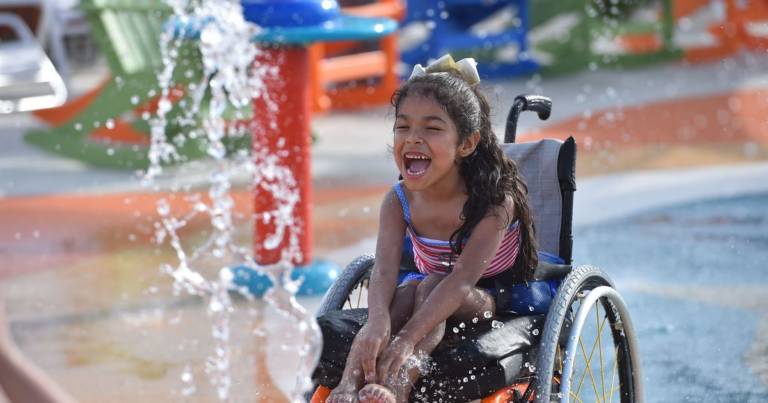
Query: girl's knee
414,273,445,302
390,284,418,330
394,282,418,297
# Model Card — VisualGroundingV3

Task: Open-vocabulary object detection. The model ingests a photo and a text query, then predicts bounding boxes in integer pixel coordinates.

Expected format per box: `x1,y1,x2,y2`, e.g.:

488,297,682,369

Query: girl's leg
327,283,419,403
360,275,496,403
359,274,445,402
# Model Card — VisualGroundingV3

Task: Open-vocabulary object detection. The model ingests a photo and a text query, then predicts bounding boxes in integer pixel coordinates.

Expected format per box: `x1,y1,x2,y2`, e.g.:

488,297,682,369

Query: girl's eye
427,127,442,131
395,126,409,131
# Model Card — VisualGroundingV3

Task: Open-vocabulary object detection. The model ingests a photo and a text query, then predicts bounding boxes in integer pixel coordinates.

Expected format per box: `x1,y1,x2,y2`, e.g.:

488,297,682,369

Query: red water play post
251,46,313,266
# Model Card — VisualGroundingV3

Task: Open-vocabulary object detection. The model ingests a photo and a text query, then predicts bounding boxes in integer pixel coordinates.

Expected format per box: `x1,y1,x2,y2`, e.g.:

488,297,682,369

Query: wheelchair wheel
534,266,642,403
316,254,374,316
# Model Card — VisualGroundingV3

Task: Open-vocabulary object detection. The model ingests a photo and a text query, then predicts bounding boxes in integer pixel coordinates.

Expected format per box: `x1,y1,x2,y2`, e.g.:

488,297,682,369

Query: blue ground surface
574,193,768,402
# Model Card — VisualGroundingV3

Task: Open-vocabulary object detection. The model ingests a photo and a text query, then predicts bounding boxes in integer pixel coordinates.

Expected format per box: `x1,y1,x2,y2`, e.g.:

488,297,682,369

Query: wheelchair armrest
532,261,572,281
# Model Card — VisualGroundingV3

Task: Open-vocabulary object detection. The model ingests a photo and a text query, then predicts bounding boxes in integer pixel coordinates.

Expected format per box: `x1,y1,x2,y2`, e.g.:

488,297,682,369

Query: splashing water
143,0,321,400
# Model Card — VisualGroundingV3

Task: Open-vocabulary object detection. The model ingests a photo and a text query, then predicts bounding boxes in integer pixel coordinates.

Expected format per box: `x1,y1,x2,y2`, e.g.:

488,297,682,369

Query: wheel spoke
596,304,606,400
355,283,363,308
608,345,619,403
569,390,586,403
573,305,609,401
573,314,589,396
579,337,603,403
607,383,622,400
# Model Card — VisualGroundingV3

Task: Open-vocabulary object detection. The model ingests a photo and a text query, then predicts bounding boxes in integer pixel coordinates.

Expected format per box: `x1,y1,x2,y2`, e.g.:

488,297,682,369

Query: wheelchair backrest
502,137,576,264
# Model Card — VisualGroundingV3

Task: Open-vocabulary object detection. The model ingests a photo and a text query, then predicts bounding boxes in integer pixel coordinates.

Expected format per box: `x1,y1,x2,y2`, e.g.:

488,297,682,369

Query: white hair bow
408,54,480,86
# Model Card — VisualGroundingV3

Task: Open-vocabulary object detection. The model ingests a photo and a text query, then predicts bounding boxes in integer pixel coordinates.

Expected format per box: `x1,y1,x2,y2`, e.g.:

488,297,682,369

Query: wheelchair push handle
504,95,552,143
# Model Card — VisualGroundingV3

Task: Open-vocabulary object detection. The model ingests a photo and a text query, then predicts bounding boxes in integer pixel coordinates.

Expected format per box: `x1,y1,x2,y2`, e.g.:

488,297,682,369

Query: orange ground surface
2,87,768,280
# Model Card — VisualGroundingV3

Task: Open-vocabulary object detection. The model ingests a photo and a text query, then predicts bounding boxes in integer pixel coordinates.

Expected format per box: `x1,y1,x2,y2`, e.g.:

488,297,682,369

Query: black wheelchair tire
316,254,374,318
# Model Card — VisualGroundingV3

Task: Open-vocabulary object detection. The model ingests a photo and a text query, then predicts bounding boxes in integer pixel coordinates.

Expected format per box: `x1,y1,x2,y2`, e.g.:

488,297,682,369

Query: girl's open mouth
404,152,431,177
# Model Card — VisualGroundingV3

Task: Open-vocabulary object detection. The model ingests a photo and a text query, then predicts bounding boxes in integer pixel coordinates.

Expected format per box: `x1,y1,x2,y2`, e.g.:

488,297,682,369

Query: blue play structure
401,0,538,78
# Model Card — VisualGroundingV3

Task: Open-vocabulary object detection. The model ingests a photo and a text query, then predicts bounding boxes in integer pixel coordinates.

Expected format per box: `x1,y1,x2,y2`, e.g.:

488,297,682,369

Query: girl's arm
367,189,406,321
358,190,407,382
377,203,512,376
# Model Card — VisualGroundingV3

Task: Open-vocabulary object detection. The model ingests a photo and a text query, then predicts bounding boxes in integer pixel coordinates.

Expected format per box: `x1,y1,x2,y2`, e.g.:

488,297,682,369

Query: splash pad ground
1,54,768,401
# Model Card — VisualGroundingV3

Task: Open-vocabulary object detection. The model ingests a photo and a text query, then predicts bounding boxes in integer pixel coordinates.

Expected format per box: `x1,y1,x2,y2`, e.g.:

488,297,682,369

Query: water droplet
130,95,140,105
532,328,539,336
452,327,460,333
158,99,172,114
157,199,170,216
491,320,504,329
483,311,492,319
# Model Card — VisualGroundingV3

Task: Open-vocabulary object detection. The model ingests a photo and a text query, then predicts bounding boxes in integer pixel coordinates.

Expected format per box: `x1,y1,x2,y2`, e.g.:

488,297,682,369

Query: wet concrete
578,193,768,402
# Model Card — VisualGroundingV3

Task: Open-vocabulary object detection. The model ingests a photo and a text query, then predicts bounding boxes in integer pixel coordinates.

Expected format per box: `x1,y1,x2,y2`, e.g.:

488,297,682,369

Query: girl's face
393,94,476,191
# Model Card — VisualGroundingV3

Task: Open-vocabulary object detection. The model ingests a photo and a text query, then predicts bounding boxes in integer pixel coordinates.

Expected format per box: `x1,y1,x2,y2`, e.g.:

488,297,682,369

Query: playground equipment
307,95,642,402
400,0,540,78
25,0,403,169
308,0,405,112
533,0,681,74
75,0,400,294
675,0,768,62
0,12,67,113
26,0,208,169
228,0,397,290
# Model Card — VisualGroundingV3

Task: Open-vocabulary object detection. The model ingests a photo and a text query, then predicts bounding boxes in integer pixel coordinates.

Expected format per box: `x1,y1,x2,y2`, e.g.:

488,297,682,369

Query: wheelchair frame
311,95,642,403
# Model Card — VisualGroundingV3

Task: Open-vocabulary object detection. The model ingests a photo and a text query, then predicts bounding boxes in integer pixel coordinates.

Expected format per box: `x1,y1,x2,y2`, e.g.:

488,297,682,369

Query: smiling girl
326,55,538,403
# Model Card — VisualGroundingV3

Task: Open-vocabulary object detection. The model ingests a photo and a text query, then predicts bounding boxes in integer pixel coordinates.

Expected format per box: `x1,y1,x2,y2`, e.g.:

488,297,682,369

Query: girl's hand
357,320,391,383
375,335,416,385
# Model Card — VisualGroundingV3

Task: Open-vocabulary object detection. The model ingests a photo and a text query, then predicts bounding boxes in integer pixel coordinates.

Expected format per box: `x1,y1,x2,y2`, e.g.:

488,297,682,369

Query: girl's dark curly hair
391,72,539,281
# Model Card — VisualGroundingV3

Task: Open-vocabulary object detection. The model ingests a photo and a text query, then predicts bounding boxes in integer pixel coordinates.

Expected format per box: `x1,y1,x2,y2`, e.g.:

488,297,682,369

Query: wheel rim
559,286,636,403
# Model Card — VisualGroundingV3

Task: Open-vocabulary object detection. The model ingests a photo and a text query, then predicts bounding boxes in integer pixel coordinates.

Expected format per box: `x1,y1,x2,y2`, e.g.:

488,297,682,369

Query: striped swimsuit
394,182,520,279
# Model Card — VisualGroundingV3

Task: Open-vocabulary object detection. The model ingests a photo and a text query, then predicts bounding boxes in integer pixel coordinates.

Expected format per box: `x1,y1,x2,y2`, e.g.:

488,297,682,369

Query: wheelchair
308,95,642,402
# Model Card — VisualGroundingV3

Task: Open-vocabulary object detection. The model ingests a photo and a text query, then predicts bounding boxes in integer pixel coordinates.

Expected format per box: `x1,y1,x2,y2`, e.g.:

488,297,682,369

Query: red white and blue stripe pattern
394,183,520,278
